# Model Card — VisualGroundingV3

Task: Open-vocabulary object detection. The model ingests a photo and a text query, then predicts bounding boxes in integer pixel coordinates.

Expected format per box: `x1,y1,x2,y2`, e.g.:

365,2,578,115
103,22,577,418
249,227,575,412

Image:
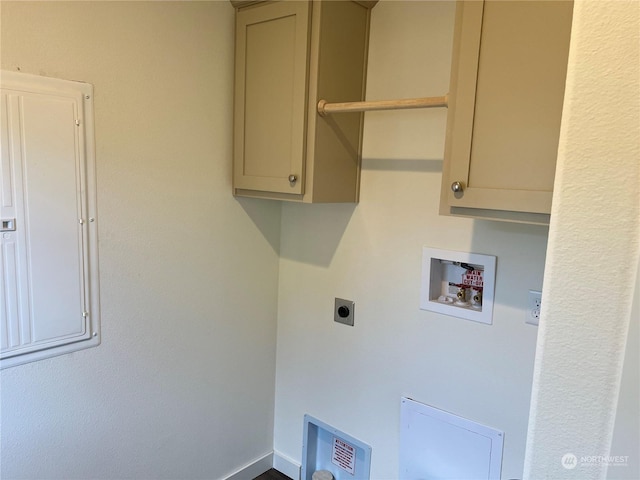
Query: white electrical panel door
1,71,100,368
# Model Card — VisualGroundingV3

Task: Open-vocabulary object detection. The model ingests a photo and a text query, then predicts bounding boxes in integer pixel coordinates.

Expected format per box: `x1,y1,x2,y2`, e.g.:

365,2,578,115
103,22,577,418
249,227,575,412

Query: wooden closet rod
317,95,448,116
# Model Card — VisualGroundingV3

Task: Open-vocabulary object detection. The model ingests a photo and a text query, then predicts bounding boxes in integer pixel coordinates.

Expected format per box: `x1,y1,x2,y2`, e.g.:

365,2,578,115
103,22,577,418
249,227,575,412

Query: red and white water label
331,436,356,475
462,269,483,288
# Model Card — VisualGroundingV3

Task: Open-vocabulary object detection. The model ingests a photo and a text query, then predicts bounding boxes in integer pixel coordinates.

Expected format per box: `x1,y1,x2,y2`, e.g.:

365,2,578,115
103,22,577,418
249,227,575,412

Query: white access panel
400,397,503,480
1,70,100,368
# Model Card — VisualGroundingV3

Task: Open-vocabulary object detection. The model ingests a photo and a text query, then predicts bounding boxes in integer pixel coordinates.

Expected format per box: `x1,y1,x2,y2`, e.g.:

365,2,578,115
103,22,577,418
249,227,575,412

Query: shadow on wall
362,157,442,173
236,196,283,256
237,194,356,267
275,156,441,268
278,202,357,267
470,219,549,311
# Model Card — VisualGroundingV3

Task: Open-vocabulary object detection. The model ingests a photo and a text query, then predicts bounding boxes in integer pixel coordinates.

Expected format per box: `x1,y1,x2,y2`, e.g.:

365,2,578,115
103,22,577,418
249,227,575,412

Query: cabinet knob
451,181,464,193
288,174,297,184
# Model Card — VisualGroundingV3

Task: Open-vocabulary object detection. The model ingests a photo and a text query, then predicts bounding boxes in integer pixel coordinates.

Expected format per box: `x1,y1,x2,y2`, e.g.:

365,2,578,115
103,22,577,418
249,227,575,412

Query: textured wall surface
524,1,640,478
608,259,640,480
273,2,549,479
0,3,282,479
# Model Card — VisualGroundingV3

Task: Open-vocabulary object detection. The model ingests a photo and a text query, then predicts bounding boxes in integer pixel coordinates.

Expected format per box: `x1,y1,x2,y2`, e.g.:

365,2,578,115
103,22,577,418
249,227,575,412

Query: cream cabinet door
233,1,311,195
442,1,573,222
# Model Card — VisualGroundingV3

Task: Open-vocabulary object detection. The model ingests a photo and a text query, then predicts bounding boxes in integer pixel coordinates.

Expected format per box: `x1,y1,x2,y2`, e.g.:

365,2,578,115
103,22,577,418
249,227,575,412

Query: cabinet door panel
234,2,310,194
445,0,572,216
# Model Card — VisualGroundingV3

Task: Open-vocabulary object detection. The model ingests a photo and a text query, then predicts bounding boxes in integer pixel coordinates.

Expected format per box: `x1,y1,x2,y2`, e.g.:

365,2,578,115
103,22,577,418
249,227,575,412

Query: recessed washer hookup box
302,415,372,480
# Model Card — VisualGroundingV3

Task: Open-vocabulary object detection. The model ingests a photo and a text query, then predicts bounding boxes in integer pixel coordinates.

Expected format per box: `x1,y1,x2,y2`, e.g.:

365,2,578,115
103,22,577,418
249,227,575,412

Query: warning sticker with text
462,269,484,288
331,436,356,475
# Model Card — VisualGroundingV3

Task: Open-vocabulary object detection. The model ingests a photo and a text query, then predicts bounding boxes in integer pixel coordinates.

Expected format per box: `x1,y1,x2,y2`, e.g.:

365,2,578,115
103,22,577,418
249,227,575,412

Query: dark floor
253,468,293,480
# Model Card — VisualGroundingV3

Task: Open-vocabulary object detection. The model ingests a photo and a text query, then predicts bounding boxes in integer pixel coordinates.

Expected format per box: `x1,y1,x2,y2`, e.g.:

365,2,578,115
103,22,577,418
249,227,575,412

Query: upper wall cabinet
440,1,573,224
232,0,376,203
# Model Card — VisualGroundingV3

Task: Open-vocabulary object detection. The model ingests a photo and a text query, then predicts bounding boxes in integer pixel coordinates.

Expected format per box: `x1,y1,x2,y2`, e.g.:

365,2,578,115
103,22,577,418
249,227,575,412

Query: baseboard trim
225,452,273,480
273,451,301,480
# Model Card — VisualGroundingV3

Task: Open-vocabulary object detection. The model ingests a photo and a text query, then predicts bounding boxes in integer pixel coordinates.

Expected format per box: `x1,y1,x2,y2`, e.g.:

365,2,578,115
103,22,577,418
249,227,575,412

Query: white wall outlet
526,290,542,326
